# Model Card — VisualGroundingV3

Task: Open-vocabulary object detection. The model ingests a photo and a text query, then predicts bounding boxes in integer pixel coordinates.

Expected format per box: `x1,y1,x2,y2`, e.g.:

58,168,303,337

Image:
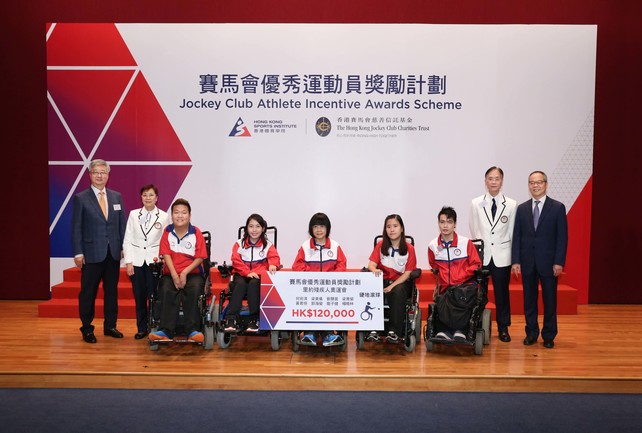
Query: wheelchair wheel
356,331,365,350
212,302,221,328
415,308,422,340
425,338,434,352
270,330,282,351
404,334,416,353
340,331,348,352
474,330,484,355
482,309,491,345
217,330,232,349
291,333,300,352
203,324,214,350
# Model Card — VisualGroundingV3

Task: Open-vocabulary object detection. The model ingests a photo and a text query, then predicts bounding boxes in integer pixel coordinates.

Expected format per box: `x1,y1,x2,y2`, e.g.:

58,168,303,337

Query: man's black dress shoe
134,332,148,340
103,328,124,338
499,330,511,343
523,336,537,346
82,332,97,344
543,340,555,349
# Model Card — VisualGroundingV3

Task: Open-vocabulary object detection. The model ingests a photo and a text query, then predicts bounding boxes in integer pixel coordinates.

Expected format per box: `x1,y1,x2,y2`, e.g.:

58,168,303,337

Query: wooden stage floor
1,301,641,393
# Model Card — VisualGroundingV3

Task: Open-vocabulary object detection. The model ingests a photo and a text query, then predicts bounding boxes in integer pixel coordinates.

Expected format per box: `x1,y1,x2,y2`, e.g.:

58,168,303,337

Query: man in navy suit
72,159,126,343
511,171,568,349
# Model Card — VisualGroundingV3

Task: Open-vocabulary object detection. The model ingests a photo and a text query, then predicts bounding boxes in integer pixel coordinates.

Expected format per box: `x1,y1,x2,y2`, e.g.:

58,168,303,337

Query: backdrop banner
47,23,597,288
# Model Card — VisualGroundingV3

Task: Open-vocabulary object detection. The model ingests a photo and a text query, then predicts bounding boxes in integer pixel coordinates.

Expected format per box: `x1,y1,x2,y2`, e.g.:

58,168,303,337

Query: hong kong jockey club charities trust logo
315,117,331,137
229,117,251,137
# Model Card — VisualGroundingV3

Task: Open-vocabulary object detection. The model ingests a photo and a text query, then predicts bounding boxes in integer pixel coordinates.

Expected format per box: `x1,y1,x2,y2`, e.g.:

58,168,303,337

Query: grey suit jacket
71,187,126,263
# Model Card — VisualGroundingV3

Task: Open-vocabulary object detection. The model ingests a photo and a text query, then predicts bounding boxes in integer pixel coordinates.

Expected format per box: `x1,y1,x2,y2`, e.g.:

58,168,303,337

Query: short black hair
171,198,191,213
438,206,457,223
308,212,331,237
140,184,158,196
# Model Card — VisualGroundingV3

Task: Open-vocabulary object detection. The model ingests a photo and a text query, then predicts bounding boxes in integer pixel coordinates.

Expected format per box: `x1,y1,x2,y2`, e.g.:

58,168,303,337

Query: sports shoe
323,333,344,347
149,330,172,341
366,331,380,342
386,331,399,343
435,331,452,341
188,331,204,343
453,330,467,342
301,333,317,345
246,319,259,333
223,319,238,333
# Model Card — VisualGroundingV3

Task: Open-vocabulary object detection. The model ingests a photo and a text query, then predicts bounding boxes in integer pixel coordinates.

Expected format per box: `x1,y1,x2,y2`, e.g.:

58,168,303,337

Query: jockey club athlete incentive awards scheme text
178,73,462,111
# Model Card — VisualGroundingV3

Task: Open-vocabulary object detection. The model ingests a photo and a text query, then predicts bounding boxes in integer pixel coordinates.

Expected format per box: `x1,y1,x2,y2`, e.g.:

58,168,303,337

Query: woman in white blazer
469,167,517,343
123,184,170,339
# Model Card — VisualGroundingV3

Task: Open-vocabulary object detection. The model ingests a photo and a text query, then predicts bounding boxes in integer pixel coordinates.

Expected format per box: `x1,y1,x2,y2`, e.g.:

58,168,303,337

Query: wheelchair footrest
428,337,473,346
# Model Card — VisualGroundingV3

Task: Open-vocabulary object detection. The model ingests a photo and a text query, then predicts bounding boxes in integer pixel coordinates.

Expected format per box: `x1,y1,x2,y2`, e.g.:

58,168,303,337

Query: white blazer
469,193,517,267
123,207,170,267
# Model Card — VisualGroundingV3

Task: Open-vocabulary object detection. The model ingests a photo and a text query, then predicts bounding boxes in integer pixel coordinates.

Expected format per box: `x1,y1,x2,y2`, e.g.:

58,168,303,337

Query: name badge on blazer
113,204,121,211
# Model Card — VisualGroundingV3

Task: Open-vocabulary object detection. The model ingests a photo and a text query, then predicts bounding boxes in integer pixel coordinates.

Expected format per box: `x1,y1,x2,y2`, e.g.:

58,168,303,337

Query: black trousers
79,247,120,333
225,275,260,321
485,258,512,332
385,280,413,336
130,263,158,333
522,269,558,341
157,273,204,337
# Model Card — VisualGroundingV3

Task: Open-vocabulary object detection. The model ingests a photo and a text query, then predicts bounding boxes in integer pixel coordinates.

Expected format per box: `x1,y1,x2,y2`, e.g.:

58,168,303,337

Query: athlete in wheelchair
356,214,422,352
215,214,283,349
148,198,215,350
424,206,491,355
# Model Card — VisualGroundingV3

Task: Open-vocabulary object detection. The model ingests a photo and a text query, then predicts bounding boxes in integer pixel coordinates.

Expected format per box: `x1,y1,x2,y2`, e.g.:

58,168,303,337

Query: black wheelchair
214,226,288,350
423,238,492,355
147,230,216,351
355,235,422,353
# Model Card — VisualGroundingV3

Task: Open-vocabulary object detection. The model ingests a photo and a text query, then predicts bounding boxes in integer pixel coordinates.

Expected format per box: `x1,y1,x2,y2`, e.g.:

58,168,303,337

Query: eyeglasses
529,180,546,186
90,171,108,176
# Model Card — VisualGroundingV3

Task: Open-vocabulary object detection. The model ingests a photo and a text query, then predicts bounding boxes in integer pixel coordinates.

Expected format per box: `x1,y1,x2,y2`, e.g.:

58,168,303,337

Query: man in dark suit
72,159,126,343
511,171,568,349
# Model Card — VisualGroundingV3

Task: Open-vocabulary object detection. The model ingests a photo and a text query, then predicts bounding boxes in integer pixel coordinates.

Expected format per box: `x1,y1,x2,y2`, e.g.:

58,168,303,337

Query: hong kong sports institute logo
229,117,251,137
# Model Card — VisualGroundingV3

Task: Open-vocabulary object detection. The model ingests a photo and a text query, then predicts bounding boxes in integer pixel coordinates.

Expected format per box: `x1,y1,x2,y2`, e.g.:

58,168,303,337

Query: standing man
511,171,568,349
72,159,126,343
469,166,517,343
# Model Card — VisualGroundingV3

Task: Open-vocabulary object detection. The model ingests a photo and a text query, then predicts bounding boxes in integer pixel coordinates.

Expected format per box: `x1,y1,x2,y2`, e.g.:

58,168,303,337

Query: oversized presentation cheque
259,271,384,331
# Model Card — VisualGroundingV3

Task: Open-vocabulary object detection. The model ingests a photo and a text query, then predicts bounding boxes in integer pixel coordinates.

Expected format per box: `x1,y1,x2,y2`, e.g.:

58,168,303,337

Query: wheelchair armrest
409,268,422,280
149,259,164,278
474,268,490,278
360,266,370,272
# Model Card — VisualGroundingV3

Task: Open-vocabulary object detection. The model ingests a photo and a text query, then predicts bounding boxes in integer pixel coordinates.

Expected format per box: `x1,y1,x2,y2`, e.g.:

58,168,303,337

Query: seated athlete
149,198,208,342
292,212,347,347
223,213,281,333
427,206,481,342
367,214,417,343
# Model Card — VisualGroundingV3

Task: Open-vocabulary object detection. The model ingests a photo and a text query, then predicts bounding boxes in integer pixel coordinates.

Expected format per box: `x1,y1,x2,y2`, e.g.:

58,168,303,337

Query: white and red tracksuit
292,238,347,272
428,232,481,293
